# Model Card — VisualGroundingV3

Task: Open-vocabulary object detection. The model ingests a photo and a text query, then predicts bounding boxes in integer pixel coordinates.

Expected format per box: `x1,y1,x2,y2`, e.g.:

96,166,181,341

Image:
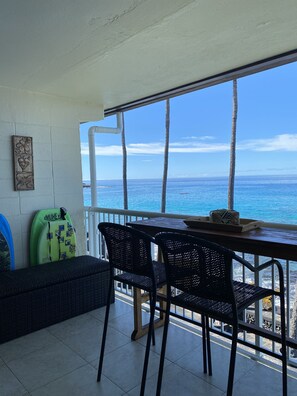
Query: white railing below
85,206,187,257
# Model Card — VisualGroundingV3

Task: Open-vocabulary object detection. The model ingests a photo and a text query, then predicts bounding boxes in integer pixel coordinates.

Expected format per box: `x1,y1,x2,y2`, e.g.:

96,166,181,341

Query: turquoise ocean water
83,175,297,225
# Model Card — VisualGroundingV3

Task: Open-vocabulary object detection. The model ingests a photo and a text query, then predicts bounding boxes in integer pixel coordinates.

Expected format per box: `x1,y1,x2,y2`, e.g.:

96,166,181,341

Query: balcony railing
84,206,297,367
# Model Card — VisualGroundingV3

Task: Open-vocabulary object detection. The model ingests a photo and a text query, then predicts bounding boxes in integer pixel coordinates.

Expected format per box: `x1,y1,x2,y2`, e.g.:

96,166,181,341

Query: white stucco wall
0,86,103,269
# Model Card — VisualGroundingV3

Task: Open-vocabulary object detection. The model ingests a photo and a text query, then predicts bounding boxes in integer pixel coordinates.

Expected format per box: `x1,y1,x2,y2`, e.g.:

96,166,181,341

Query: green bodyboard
30,208,76,266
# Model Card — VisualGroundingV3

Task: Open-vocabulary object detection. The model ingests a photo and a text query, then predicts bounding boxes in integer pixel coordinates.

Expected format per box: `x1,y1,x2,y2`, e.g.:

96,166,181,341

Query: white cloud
127,143,164,154
81,133,297,156
81,143,122,156
170,142,229,152
81,141,229,156
238,134,297,152
182,135,215,141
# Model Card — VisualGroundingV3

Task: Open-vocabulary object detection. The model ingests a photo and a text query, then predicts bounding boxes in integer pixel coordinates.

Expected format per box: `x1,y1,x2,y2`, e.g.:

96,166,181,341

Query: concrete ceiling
1,0,297,111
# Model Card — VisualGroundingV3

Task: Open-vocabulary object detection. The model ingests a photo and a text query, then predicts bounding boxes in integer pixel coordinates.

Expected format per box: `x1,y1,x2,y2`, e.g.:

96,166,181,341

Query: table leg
131,286,166,341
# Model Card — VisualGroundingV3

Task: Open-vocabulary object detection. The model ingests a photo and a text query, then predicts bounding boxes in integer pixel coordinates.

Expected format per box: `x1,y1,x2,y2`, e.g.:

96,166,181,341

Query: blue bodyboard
0,214,15,270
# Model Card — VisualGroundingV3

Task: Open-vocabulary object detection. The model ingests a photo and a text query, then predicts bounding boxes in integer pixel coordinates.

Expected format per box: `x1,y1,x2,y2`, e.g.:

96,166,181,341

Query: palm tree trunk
161,99,170,213
121,112,128,210
228,79,238,210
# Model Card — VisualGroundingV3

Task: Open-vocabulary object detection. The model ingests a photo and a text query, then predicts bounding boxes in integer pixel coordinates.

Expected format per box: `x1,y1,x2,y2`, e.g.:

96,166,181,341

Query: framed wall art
12,136,34,191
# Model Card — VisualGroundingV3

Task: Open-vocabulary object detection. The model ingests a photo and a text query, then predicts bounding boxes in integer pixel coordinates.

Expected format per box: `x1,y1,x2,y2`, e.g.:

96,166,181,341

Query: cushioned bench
0,255,112,343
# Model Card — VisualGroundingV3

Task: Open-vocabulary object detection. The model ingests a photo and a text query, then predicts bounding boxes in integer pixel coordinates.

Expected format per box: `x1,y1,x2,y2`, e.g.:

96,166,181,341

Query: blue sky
80,61,297,181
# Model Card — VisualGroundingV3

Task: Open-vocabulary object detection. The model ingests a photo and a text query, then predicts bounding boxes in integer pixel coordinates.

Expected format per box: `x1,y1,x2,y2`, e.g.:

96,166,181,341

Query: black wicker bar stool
97,222,166,396
155,232,287,396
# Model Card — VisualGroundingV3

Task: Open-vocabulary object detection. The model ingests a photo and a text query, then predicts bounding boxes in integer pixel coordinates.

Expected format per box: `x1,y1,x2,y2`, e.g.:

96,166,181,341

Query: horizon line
82,173,297,182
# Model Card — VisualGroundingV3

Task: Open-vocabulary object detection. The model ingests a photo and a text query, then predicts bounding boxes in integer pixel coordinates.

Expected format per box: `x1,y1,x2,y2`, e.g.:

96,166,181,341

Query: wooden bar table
127,216,297,339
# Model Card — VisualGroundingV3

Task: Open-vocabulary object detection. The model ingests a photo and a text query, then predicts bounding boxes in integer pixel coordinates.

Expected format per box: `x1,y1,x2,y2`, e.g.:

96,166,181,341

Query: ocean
83,175,297,224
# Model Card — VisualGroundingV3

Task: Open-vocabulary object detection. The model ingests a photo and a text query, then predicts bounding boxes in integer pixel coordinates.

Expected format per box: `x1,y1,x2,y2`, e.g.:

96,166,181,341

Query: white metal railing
84,206,297,366
85,206,186,256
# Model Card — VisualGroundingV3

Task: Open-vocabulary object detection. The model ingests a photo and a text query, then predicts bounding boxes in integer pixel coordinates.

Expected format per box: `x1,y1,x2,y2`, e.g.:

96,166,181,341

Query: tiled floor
0,297,296,395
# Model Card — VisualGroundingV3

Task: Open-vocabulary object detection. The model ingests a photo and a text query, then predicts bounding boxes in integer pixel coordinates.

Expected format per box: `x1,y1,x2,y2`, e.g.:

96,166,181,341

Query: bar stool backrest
99,222,154,279
155,232,236,304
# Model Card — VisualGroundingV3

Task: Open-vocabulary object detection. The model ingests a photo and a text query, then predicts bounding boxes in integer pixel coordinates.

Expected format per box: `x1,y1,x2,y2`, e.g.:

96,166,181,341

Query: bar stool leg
201,315,207,374
97,277,113,382
149,292,156,346
140,291,156,396
206,315,212,376
226,325,238,396
156,300,170,396
280,293,287,396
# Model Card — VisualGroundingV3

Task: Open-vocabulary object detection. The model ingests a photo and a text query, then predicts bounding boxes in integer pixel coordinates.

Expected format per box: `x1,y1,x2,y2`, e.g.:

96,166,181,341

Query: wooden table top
128,217,297,261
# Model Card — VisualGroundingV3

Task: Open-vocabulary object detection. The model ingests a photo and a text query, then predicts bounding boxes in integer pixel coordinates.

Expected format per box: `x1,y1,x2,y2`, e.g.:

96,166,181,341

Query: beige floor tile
90,298,134,322
137,321,203,363
127,362,224,396
97,340,167,393
7,341,85,392
232,361,296,396
30,364,124,396
175,340,256,391
0,329,58,363
0,364,29,395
